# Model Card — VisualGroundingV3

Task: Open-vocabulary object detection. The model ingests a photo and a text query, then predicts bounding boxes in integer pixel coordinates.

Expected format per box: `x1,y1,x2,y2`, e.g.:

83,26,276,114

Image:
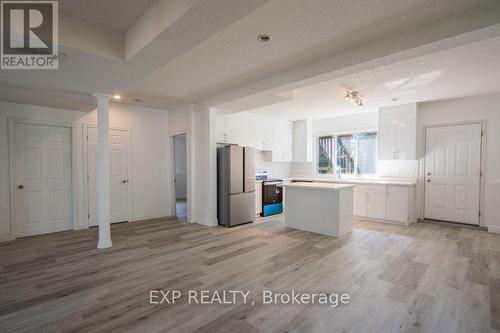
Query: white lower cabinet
366,192,386,220
386,186,410,223
353,184,415,226
255,182,262,215
353,191,367,216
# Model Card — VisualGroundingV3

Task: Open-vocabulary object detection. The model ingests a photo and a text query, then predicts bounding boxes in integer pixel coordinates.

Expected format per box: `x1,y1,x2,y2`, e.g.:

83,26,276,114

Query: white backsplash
290,162,314,176
255,150,292,178
377,160,418,178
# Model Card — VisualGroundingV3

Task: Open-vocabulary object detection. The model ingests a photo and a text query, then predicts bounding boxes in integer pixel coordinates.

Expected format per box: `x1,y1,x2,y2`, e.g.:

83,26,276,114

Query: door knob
427,172,431,176
121,180,127,183
426,179,431,183
17,185,24,189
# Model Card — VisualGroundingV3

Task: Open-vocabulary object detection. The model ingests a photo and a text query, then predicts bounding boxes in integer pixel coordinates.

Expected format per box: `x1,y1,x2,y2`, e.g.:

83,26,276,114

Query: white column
93,93,112,249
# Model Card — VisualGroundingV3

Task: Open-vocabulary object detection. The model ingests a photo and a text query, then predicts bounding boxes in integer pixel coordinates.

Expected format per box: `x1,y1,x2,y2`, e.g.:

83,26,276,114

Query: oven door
263,182,283,205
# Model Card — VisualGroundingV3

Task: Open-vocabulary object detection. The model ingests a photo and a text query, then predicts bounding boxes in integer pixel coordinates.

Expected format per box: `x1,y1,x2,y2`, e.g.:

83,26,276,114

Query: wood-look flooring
1,216,499,333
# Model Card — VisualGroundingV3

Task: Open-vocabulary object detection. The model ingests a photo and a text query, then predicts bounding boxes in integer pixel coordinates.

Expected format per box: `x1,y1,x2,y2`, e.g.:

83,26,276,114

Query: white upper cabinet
216,114,227,143
378,103,417,160
215,112,292,157
293,119,313,162
272,126,293,162
261,125,274,150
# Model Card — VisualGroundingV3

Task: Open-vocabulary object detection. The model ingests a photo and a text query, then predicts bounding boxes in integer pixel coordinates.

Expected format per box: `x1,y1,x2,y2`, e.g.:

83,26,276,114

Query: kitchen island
281,182,354,237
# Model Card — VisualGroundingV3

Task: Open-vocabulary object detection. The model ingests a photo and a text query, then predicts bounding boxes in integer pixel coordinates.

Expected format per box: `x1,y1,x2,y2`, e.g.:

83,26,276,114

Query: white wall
168,106,189,136
83,103,172,222
291,111,379,175
417,93,500,231
174,136,187,198
255,151,291,178
0,100,173,240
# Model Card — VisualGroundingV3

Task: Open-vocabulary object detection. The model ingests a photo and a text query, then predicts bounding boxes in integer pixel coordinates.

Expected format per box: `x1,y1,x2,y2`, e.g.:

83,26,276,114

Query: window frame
313,128,378,178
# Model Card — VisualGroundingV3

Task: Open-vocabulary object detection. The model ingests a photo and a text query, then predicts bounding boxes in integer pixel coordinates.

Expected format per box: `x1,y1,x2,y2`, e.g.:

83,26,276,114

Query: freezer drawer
228,192,255,226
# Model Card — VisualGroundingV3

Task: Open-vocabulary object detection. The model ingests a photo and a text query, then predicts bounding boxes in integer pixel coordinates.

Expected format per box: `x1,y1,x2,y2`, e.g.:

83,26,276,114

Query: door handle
17,185,24,189
121,180,127,183
426,179,431,183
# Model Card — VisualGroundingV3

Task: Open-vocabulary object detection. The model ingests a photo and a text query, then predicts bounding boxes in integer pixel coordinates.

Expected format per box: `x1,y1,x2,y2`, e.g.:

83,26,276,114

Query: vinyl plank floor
0,216,499,332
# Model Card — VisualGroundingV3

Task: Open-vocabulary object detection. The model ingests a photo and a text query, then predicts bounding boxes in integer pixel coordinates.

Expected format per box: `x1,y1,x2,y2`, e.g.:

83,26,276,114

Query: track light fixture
344,89,363,106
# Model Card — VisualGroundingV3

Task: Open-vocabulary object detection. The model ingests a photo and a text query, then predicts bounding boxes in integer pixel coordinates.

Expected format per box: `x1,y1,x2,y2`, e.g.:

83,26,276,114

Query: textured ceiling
244,37,500,120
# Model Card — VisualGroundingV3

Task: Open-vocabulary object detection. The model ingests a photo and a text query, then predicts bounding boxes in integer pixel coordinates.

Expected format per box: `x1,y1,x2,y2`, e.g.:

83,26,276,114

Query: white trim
354,216,408,227
418,120,487,227
130,214,176,222
83,124,133,227
170,133,188,218
488,225,500,234
7,117,75,240
192,216,218,227
0,233,11,242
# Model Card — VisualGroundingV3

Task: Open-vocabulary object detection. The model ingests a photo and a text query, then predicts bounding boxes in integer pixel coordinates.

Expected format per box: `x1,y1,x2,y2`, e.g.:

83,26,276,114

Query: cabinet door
353,191,367,217
262,125,274,150
394,112,416,160
386,186,408,222
272,126,293,162
225,117,248,145
216,114,226,143
283,127,293,162
378,113,397,160
255,188,262,215
243,121,257,148
367,192,386,220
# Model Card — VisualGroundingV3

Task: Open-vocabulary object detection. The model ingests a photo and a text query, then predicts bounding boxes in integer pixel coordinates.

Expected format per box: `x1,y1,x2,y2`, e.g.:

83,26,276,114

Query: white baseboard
488,225,500,234
354,215,407,226
131,215,176,223
190,216,218,227
0,233,12,242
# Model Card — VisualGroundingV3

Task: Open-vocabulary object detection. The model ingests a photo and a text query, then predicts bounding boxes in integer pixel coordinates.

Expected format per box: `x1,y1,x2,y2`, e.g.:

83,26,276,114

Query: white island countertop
285,176,416,186
281,182,355,191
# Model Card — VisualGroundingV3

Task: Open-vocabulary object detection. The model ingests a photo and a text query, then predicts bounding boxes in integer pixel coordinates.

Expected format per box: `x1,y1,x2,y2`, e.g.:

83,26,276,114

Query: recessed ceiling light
257,34,271,42
113,94,121,100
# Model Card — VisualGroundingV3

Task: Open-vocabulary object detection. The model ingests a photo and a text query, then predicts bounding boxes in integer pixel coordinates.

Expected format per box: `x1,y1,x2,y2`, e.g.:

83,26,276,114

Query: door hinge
479,210,481,218
481,131,484,137
88,214,90,219
480,170,483,177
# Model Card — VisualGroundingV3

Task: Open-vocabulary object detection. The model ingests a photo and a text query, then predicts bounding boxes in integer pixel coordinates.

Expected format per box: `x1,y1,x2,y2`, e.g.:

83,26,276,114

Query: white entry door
88,127,130,226
13,124,72,237
424,124,482,224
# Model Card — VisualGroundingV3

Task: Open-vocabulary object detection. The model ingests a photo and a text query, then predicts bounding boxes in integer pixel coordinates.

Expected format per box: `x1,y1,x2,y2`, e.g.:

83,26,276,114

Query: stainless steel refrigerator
217,145,255,226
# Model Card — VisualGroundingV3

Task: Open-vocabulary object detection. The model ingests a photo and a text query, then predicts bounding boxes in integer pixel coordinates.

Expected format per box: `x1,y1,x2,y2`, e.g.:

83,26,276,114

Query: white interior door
13,124,72,237
88,127,129,226
424,124,482,224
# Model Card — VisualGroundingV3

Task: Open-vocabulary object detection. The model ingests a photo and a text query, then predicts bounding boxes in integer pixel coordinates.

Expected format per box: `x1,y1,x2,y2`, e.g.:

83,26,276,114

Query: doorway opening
173,134,188,221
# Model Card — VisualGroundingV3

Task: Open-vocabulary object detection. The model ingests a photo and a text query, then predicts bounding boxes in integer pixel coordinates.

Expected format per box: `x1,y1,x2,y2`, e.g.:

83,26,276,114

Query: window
317,136,334,174
316,131,377,177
